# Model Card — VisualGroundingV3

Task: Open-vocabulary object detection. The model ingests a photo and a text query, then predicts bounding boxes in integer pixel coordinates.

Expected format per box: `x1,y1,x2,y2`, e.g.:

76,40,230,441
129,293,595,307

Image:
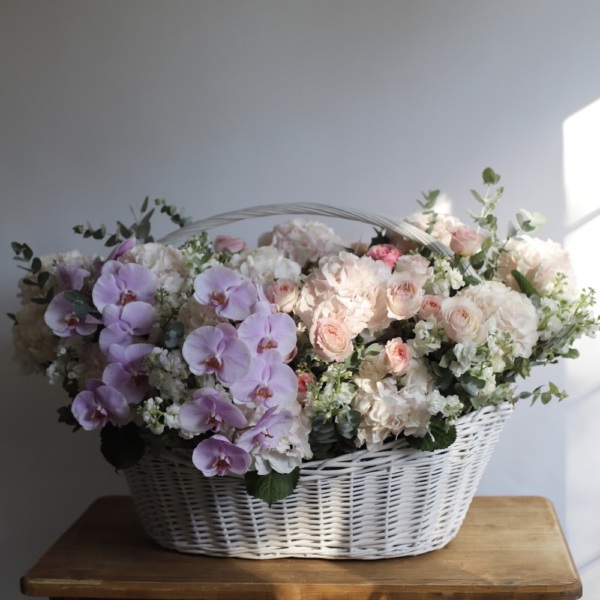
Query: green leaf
30,257,42,274
562,348,580,359
64,290,93,317
57,406,81,431
417,189,440,210
164,321,185,349
244,468,300,506
141,196,149,212
406,418,457,451
482,167,501,185
511,269,539,298
134,208,155,242
335,409,361,439
11,241,24,254
37,271,50,289
100,423,145,470
22,245,33,261
7,312,17,324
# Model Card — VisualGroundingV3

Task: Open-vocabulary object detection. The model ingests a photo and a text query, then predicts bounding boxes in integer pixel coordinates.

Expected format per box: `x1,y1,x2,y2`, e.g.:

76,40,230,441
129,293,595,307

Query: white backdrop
2,1,600,598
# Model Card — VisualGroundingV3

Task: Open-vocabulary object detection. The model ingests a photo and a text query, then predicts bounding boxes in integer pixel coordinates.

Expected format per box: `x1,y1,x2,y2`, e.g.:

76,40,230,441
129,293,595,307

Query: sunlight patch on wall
563,97,600,569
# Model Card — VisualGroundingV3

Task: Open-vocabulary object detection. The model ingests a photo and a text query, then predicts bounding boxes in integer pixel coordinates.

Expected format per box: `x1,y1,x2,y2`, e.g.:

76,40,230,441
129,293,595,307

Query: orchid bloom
191,435,251,477
179,388,247,434
44,291,101,338
71,379,130,431
236,407,294,452
92,260,157,313
102,343,155,404
229,354,298,408
237,312,297,358
181,323,251,385
193,266,258,321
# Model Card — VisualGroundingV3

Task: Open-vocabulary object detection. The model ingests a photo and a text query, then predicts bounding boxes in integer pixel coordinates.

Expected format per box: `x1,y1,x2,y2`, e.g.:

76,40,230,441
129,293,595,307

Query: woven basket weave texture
125,401,513,559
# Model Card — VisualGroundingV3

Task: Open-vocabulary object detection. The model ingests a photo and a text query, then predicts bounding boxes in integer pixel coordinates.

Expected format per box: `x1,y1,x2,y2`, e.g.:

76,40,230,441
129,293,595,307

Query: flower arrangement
9,169,599,505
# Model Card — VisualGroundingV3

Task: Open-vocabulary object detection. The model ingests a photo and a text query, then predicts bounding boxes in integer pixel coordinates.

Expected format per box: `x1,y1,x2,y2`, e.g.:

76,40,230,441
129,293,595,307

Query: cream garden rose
441,296,488,345
309,317,354,362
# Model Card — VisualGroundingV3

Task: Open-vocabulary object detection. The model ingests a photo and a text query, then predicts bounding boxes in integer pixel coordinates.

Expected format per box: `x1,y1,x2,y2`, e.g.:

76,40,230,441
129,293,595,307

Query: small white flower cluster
145,348,193,404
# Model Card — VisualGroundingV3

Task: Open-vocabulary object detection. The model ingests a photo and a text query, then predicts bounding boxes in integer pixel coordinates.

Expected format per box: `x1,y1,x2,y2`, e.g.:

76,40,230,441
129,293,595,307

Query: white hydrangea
123,243,190,294
498,235,578,300
458,280,539,365
258,218,345,267
353,366,433,451
11,302,58,375
228,246,301,286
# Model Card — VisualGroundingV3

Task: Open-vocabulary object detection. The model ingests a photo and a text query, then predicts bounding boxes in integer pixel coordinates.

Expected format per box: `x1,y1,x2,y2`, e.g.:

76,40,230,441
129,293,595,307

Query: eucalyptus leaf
482,167,501,185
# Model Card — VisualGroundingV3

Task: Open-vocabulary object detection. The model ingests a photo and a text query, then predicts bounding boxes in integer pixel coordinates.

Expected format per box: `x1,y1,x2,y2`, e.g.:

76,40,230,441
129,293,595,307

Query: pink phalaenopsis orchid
102,343,155,404
92,260,157,312
182,323,251,385
179,388,247,434
229,354,298,408
193,266,258,321
44,291,101,337
237,312,297,358
71,379,131,431
56,264,90,292
101,301,156,337
192,434,251,477
236,407,294,452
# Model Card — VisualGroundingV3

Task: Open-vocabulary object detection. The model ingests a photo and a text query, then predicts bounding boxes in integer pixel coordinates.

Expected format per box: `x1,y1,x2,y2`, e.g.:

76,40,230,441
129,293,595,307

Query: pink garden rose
386,275,423,321
213,235,248,254
382,337,413,376
448,225,485,257
266,278,300,313
418,295,443,319
366,244,402,268
309,317,353,362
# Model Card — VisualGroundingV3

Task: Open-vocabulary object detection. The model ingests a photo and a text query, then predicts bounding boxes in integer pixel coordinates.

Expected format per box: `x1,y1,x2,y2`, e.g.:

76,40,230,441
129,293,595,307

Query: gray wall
2,1,600,598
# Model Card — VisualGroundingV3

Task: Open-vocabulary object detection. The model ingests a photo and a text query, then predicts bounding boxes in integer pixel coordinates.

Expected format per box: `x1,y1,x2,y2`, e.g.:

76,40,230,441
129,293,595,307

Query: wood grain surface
21,495,582,599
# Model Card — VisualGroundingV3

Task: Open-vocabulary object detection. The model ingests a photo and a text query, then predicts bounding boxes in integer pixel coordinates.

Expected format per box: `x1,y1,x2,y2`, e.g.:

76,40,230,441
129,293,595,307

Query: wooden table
21,495,582,600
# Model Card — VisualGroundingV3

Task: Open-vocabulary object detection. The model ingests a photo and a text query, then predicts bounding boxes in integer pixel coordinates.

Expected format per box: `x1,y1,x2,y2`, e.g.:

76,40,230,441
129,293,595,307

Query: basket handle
158,202,454,257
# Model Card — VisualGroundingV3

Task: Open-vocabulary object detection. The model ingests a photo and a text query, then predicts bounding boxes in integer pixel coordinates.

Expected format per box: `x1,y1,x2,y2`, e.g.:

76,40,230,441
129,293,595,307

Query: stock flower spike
9,171,600,504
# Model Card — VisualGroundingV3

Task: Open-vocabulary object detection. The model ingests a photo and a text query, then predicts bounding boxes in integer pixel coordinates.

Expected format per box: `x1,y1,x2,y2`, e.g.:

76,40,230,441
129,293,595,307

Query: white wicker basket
123,204,511,559
125,401,513,559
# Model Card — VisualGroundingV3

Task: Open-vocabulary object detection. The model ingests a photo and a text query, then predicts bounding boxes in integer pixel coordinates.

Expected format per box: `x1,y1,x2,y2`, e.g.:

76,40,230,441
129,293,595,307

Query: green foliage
73,198,190,247
417,189,441,210
308,410,361,460
511,269,539,298
163,321,185,349
245,467,300,506
406,417,457,451
9,241,54,306
100,423,146,470
57,406,81,431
